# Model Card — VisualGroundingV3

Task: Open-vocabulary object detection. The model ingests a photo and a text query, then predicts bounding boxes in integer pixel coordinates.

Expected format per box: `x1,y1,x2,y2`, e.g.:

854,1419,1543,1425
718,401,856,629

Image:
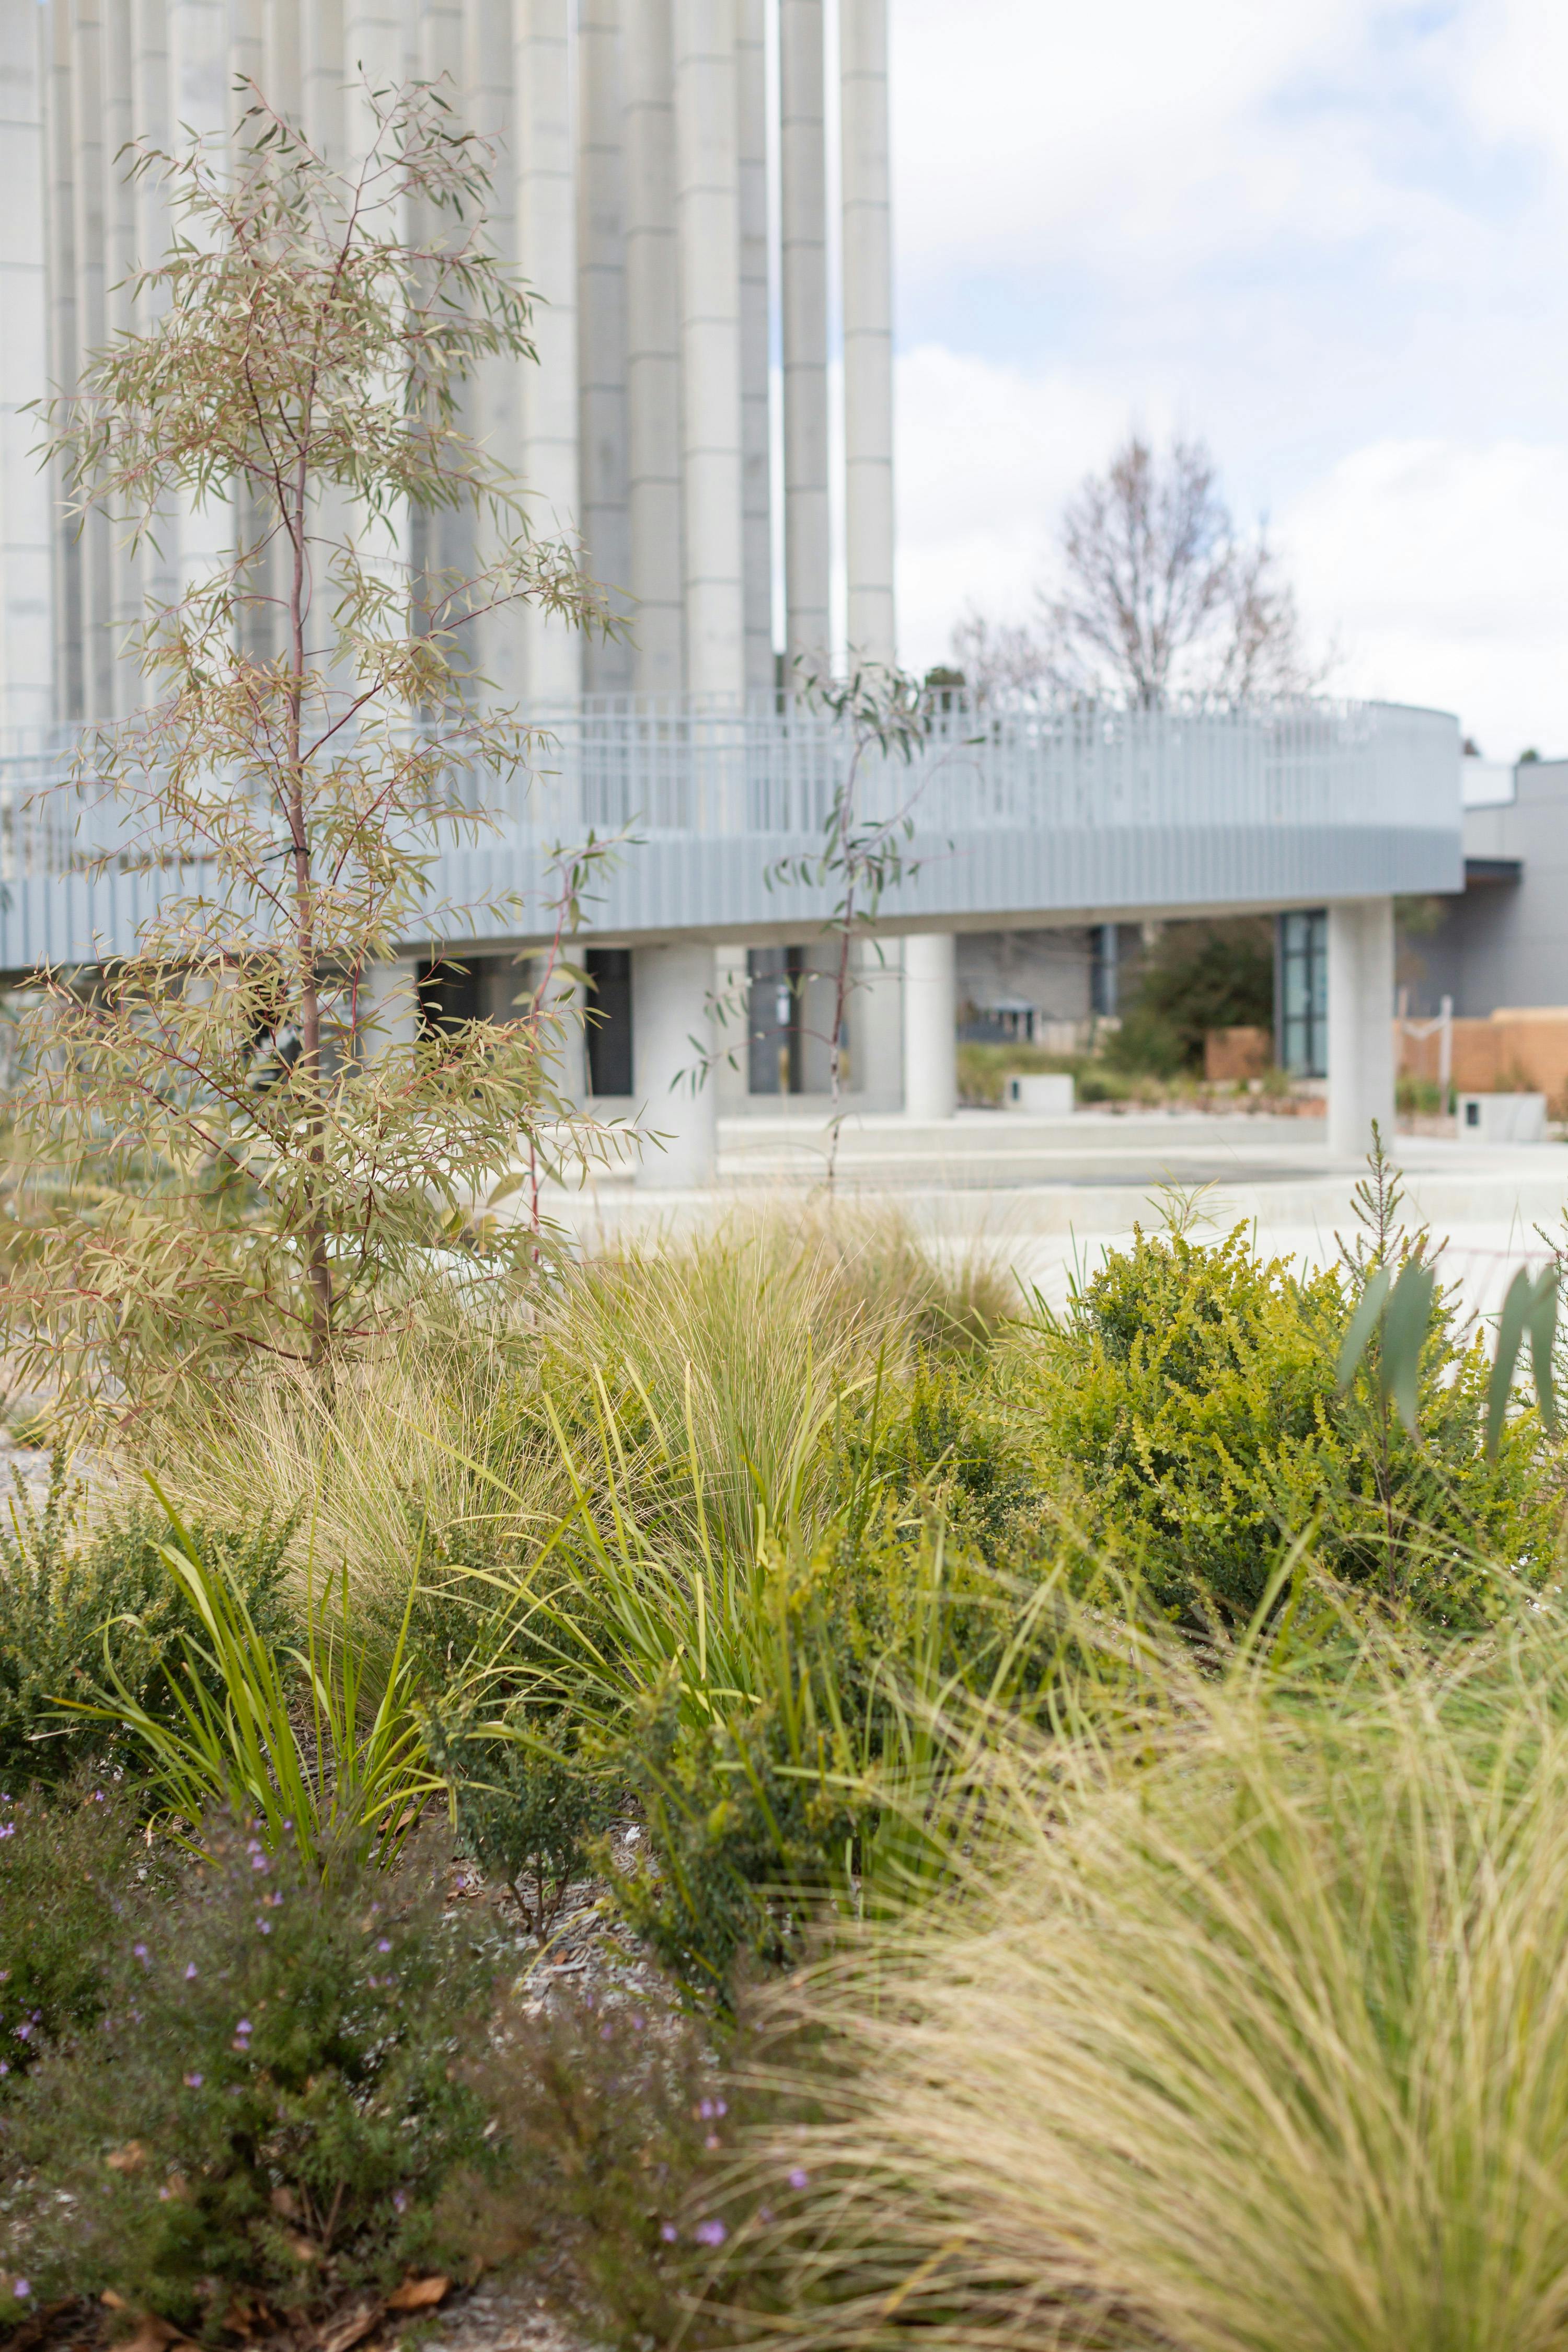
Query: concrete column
622,0,683,694
343,0,406,156
44,2,83,719
780,0,829,674
301,0,345,166
229,0,264,104
673,0,745,701
71,0,115,719
839,0,894,664
578,0,632,690
737,0,772,695
263,0,303,125
515,0,581,704
167,0,234,625
0,5,53,734
902,932,955,1122
1327,897,1396,1162
459,0,518,702
633,939,718,1185
359,955,420,1057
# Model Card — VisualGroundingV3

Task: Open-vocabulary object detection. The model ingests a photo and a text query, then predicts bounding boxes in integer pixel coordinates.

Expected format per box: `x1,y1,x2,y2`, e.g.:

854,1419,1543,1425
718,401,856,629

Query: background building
0,0,1464,1178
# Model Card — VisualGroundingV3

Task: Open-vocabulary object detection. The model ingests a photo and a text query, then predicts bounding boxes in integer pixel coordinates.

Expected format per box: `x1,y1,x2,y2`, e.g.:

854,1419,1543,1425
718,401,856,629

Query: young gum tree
1,82,618,1420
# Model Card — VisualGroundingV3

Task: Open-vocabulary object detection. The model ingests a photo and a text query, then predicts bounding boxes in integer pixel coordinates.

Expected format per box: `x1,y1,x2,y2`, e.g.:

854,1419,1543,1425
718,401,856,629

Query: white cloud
894,345,1134,675
887,0,1568,756
1285,439,1568,759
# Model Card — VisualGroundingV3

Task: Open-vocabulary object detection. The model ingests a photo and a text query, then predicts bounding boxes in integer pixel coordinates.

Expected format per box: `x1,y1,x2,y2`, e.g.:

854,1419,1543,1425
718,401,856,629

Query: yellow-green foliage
1009,1224,1556,1627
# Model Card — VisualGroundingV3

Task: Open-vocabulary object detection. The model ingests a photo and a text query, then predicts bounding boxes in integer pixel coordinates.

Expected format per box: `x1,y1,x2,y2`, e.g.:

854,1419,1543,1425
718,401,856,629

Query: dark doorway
748,946,805,1094
417,957,482,1035
585,947,634,1094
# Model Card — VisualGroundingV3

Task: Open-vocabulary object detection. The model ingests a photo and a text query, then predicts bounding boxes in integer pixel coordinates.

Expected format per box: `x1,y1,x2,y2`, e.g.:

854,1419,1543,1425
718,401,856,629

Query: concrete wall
1408,760,1568,1016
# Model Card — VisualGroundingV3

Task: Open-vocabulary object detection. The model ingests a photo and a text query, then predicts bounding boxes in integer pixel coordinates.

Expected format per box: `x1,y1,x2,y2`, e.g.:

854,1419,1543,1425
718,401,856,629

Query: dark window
417,957,481,1035
585,947,633,1094
748,946,805,1094
1278,910,1328,1077
1090,923,1120,1017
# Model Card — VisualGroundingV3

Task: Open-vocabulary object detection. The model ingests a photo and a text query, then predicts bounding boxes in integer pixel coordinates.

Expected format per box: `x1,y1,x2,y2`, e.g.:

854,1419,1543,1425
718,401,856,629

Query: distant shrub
0,1463,295,1786
0,1819,495,2325
444,1712,609,1935
1013,1221,1557,1628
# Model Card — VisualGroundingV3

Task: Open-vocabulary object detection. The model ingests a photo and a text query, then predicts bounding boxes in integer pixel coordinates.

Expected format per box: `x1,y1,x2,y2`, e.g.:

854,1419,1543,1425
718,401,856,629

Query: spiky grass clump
745,1608,1568,2352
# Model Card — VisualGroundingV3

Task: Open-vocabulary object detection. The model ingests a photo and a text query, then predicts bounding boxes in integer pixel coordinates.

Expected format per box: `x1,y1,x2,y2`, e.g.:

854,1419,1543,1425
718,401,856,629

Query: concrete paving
551,1107,1568,1330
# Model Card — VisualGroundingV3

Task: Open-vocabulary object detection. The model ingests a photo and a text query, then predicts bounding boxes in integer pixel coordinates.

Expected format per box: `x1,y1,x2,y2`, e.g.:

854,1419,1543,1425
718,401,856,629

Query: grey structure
0,2,1463,1174
1405,758,1568,1017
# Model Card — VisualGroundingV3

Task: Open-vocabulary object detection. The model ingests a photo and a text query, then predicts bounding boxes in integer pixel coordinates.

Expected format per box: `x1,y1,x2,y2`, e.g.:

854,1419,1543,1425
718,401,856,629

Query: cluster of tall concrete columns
20,0,896,722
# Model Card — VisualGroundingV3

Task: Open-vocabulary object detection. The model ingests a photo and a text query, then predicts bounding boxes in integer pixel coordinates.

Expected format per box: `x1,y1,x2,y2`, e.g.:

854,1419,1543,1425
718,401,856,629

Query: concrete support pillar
516,0,581,704
623,0,684,693
902,932,955,1122
839,0,894,664
633,939,717,1185
673,0,745,701
1327,897,1395,1162
359,955,420,1058
578,0,632,690
736,0,773,695
780,0,829,674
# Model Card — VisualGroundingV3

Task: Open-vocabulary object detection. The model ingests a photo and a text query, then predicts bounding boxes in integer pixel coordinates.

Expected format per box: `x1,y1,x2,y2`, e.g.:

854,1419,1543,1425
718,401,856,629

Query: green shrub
836,1361,1038,1562
0,1782,146,2095
602,1680,866,2000
0,1817,495,2326
1012,1220,1556,1628
0,1463,295,1786
447,1713,610,1934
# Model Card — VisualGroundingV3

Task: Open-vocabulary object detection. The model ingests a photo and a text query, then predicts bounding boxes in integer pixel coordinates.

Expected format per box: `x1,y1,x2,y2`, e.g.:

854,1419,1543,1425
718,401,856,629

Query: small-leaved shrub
0,1818,495,2323
0,1781,146,2094
1012,1221,1557,1627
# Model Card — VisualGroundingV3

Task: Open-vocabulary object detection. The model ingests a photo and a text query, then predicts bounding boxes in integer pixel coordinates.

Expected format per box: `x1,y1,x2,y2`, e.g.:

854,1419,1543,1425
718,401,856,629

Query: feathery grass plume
734,1595,1568,2352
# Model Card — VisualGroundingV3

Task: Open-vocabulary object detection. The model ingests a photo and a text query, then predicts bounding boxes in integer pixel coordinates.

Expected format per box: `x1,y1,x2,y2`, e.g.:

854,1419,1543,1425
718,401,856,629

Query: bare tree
953,435,1320,709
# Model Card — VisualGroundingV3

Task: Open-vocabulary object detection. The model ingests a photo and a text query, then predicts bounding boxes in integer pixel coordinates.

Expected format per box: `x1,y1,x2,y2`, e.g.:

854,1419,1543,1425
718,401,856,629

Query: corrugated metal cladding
0,697,1463,972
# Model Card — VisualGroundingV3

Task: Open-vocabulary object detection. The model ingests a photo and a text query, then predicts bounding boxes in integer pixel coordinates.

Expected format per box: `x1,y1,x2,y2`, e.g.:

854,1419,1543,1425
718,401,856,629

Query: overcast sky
887,0,1568,758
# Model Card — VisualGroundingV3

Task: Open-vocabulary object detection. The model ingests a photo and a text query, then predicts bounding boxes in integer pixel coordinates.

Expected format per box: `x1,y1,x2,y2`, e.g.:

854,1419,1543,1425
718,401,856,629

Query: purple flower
393,2190,408,2215
693,2219,727,2249
788,2169,809,2191
132,1943,148,1964
250,1854,269,1873
0,2062,10,2079
630,2012,645,2032
235,2019,252,2034
704,2134,720,2151
699,2099,716,2120
0,1824,15,1840
14,2026,30,2043
660,2223,678,2244
183,2072,203,2089
377,1939,391,1953
13,2281,29,2300
183,1964,198,1981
